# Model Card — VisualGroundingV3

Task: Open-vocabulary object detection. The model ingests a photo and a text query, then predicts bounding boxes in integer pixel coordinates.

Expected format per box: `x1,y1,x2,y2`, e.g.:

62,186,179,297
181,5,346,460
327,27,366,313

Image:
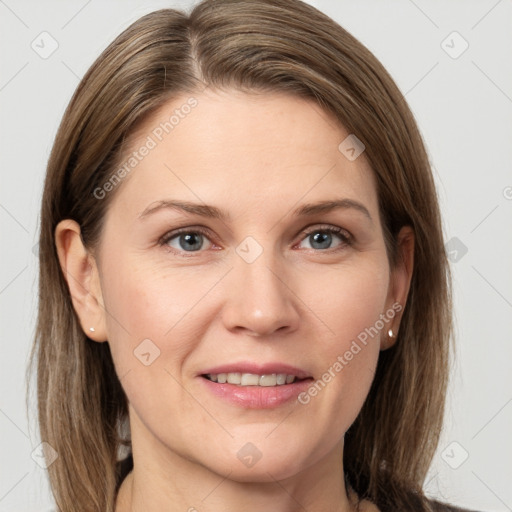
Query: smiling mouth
202,373,311,386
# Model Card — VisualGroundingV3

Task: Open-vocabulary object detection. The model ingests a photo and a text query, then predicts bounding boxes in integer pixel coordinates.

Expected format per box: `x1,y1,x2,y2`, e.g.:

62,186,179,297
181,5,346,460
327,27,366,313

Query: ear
381,225,414,350
54,219,108,342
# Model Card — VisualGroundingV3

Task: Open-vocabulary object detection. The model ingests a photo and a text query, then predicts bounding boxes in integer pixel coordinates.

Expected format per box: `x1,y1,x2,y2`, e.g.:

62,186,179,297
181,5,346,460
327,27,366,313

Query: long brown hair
30,0,452,510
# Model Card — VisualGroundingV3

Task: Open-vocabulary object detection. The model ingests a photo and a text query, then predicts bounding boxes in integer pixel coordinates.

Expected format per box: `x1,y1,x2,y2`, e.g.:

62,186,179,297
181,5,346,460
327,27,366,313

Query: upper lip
200,362,311,380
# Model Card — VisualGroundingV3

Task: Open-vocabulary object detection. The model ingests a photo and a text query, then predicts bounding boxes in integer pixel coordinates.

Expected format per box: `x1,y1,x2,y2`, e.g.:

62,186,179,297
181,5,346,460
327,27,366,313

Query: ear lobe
381,225,415,350
54,219,108,342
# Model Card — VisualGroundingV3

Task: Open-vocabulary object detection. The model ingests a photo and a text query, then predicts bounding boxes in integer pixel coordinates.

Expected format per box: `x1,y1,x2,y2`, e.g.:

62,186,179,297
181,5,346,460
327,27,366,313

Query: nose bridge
221,236,299,336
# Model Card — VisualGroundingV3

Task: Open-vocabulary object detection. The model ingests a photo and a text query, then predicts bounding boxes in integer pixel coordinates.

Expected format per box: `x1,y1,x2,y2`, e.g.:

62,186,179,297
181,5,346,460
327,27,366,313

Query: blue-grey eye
310,232,332,249
166,231,212,252
298,228,348,250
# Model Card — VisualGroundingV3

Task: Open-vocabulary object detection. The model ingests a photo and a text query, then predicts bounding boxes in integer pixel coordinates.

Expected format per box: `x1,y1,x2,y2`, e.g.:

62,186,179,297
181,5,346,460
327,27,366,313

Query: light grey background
1,1,511,511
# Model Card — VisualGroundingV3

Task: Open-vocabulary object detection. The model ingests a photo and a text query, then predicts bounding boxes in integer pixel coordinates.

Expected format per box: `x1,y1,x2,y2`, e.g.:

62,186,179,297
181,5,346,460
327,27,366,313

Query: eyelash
158,224,353,256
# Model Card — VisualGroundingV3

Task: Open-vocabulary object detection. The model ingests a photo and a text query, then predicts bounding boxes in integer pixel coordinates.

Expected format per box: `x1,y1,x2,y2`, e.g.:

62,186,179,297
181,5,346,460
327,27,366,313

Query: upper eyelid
299,224,351,238
159,225,214,243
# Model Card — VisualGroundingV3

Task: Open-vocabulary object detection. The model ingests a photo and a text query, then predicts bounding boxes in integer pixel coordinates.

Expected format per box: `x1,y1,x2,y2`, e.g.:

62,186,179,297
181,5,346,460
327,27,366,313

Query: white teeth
227,372,241,384
241,373,260,386
259,374,277,386
205,372,299,386
276,373,286,385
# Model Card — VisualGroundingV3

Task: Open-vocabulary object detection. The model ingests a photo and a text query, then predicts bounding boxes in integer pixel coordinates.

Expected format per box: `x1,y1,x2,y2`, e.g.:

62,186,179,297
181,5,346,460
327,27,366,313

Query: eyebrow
294,199,372,222
139,200,231,221
138,198,372,223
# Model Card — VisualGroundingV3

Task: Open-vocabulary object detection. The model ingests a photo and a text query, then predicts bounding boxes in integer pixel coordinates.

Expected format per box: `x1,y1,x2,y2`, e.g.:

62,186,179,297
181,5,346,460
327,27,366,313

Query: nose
220,246,301,337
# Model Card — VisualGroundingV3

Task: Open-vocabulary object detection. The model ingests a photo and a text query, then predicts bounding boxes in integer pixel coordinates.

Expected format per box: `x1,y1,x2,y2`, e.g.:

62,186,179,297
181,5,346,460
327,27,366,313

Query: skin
56,89,414,512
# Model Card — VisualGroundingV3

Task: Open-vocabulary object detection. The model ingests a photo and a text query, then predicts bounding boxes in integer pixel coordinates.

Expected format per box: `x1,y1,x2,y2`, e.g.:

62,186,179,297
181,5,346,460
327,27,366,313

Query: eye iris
180,233,203,251
310,231,332,249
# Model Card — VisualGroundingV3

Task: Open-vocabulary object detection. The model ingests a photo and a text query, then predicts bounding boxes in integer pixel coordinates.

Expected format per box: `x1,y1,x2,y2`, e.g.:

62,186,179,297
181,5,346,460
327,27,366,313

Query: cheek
298,254,390,345
99,254,228,376
98,259,212,431
296,256,389,424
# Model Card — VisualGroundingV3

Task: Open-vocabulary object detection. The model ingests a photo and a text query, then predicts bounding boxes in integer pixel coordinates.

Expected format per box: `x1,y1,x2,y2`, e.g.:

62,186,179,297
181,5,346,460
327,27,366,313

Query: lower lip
199,376,313,409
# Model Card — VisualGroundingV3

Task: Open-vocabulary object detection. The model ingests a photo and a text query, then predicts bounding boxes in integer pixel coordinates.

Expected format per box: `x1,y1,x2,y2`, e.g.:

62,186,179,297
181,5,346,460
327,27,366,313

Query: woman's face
88,89,410,481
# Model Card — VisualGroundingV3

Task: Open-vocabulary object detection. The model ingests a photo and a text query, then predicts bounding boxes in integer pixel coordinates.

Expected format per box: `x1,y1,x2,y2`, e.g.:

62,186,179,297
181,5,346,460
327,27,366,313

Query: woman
31,0,476,510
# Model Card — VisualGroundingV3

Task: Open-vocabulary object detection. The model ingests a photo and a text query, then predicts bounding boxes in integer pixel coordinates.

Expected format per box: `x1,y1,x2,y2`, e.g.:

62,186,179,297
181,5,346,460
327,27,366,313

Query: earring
89,327,95,332
387,328,394,338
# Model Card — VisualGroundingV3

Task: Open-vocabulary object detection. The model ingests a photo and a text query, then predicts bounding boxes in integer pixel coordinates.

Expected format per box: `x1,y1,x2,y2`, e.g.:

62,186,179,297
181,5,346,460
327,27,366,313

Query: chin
202,441,313,483
219,460,304,484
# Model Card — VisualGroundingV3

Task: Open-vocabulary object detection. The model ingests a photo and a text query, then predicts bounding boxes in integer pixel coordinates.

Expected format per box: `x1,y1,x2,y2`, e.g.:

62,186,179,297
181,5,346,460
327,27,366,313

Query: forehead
106,89,379,224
